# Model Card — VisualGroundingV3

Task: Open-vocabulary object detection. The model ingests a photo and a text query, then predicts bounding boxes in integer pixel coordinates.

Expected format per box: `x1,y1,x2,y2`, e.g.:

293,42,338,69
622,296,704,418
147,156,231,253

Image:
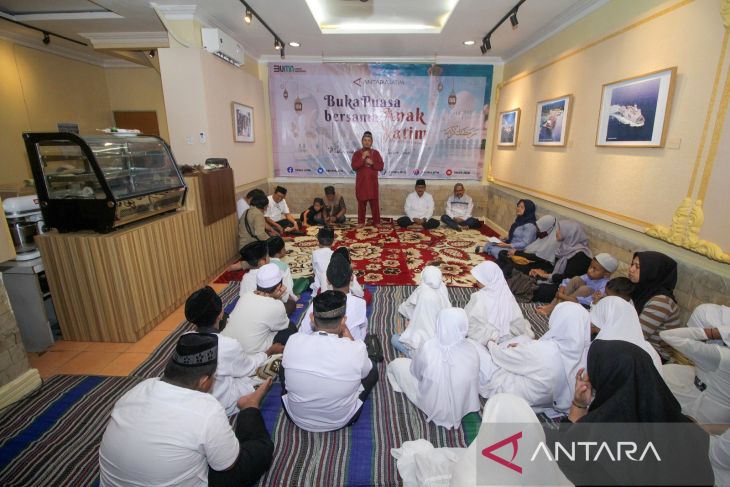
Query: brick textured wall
0,275,30,387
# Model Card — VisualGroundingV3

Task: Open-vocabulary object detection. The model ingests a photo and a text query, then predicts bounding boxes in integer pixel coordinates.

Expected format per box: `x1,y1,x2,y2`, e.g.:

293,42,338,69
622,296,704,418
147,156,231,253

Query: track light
280,47,285,59
42,32,50,45
480,37,491,54
477,0,525,54
240,1,287,56
244,9,252,24
510,10,519,28
274,39,283,50
148,50,155,58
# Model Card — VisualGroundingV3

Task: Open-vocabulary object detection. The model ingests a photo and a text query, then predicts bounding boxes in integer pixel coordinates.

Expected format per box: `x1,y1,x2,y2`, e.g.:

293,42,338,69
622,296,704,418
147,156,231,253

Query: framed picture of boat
596,67,676,147
533,94,573,146
498,108,520,147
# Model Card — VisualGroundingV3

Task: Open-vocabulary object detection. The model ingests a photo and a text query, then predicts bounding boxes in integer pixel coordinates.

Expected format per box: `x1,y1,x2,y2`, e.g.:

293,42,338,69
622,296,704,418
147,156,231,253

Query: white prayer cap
256,263,283,288
535,215,556,233
594,253,618,273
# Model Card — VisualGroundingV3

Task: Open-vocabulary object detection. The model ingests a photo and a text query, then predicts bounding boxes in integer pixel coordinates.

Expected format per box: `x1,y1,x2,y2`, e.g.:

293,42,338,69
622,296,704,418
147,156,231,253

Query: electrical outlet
185,136,193,145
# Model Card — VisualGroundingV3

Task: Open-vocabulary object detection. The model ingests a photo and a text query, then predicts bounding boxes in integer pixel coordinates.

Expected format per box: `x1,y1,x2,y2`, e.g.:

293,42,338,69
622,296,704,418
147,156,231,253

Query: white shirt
185,332,266,417
311,247,334,293
265,195,290,222
99,378,239,487
223,292,289,354
444,194,474,220
404,191,435,220
299,293,368,341
282,331,372,432
236,198,249,219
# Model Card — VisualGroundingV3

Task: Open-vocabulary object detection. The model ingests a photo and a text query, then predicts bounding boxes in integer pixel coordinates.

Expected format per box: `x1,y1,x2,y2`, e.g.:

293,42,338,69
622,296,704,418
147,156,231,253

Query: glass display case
23,133,187,233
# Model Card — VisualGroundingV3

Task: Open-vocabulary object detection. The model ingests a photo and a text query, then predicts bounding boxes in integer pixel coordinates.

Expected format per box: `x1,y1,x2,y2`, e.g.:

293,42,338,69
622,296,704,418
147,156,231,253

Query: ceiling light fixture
239,1,287,56
463,40,475,46
0,16,87,46
148,50,156,58
478,0,525,55
289,41,300,47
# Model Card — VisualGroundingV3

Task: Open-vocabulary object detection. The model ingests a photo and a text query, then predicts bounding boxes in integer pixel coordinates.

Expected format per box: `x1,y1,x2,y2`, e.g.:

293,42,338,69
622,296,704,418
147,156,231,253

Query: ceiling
0,0,608,66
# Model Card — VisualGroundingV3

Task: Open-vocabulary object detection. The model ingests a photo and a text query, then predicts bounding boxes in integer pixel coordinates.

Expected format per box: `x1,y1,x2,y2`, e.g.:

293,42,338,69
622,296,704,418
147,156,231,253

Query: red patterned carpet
279,217,498,288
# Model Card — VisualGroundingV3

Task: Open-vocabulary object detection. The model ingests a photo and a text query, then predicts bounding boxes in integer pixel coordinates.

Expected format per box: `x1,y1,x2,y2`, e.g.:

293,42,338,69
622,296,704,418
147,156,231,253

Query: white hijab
401,266,452,350
411,308,481,429
450,393,572,487
470,261,522,338
523,215,559,263
540,302,591,412
591,296,663,370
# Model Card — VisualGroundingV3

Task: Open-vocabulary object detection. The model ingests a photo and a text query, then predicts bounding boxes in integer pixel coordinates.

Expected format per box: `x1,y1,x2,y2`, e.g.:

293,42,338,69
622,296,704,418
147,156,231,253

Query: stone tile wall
0,275,30,387
484,184,730,323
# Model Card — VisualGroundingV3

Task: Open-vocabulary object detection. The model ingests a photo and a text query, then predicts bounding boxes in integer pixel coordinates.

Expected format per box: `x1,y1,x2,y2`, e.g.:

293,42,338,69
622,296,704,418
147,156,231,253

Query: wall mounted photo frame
533,94,573,146
596,67,676,147
498,108,520,147
232,102,254,143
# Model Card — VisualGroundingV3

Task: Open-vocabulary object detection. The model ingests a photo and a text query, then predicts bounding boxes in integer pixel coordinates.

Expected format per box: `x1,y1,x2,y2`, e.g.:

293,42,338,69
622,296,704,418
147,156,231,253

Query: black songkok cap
333,246,351,263
241,240,268,263
275,185,287,195
327,253,352,288
185,286,222,328
362,131,373,138
172,333,218,367
416,179,426,186
318,227,335,240
313,290,347,320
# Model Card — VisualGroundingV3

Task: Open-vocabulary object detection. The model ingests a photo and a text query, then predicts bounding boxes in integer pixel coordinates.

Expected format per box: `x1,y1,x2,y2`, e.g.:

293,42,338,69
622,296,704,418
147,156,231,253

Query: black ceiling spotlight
244,8,252,24
280,47,285,59
240,1,289,56
42,32,50,44
274,39,283,50
478,0,526,55
0,16,87,46
148,50,156,58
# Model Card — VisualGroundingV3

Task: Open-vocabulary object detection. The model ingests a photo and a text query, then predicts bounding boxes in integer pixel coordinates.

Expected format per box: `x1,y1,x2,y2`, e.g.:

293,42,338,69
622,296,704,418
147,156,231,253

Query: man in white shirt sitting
299,252,368,341
99,333,274,487
265,185,299,235
440,183,482,231
397,179,440,230
280,290,379,432
224,263,298,354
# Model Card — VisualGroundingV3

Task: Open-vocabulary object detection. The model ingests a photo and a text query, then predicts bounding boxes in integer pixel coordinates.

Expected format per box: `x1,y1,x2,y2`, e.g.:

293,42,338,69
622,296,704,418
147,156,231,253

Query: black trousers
273,321,298,345
396,216,440,229
279,360,379,428
208,408,274,487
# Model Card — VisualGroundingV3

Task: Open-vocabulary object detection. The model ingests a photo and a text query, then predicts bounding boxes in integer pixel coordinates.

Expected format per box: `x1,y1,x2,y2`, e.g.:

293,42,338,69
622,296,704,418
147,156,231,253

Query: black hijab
507,199,537,242
630,251,677,314
581,340,687,423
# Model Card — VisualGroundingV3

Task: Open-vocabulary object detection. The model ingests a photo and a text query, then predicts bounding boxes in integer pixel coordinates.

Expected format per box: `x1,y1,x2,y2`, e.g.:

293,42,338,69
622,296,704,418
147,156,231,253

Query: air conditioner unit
201,28,244,67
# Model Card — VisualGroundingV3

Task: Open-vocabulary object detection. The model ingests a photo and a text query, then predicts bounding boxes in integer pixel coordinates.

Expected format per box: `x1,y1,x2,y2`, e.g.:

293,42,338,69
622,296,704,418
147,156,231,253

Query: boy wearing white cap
537,252,618,316
223,263,298,354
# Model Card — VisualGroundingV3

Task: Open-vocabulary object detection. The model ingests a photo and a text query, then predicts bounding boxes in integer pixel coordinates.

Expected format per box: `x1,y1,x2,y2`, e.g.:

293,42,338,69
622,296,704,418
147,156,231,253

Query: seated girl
300,197,326,226
387,307,481,429
476,199,537,259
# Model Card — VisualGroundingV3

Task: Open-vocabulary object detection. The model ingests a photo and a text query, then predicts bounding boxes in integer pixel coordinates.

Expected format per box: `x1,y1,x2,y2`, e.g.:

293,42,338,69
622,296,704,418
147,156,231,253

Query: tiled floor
27,282,229,378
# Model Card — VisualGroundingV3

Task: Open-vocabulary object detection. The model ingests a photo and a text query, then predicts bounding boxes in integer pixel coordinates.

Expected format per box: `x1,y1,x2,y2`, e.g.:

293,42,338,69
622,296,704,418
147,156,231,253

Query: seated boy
589,276,635,336
311,227,335,293
185,286,277,416
537,253,618,316
240,241,270,296
267,235,298,314
224,263,298,355
280,291,378,432
299,253,368,340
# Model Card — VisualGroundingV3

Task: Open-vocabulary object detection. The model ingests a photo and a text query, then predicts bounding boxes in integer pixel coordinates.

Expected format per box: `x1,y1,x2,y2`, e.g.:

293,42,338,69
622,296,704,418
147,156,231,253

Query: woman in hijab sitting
660,303,730,424
391,266,451,357
387,308,481,429
477,199,537,259
502,214,560,274
590,295,662,370
465,261,533,346
529,220,592,303
474,301,591,412
561,340,713,486
628,250,680,362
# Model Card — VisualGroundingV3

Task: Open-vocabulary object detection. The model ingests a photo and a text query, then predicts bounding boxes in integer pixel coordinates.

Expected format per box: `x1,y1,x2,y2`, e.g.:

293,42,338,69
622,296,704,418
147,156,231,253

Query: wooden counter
35,175,238,342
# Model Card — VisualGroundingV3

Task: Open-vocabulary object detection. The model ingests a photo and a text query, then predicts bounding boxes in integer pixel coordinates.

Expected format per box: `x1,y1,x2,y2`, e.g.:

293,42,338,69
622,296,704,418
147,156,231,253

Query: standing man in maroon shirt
351,131,384,225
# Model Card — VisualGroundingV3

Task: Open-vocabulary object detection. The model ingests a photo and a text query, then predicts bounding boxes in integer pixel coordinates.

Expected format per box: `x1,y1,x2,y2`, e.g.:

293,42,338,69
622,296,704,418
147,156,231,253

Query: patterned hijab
507,199,537,241
630,251,677,314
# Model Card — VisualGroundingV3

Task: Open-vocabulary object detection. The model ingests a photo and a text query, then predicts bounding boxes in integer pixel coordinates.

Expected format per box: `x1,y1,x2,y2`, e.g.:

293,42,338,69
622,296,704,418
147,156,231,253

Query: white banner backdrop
269,63,493,180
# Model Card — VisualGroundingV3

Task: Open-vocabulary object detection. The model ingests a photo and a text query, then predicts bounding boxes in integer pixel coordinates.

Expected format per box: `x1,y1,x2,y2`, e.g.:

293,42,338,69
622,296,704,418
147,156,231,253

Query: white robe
299,293,368,341
660,304,730,424
222,292,289,354
590,296,663,370
390,394,571,487
387,308,481,429
465,261,532,345
398,266,451,351
311,247,334,293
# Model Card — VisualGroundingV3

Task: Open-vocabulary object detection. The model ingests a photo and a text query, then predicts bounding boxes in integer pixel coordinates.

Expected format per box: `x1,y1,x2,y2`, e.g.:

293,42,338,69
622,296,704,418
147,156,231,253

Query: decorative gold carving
646,198,730,264
721,0,730,28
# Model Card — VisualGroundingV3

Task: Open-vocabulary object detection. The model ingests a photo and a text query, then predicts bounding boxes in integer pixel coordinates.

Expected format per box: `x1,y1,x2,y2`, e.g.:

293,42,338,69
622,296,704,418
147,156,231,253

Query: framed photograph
533,95,573,146
498,108,520,147
232,102,254,143
596,67,676,147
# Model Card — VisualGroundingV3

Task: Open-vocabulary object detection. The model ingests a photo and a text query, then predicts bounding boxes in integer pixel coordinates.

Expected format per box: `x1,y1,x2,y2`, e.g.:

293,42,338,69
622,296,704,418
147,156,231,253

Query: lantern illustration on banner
428,63,443,92
283,86,288,100
294,82,302,112
448,80,457,108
